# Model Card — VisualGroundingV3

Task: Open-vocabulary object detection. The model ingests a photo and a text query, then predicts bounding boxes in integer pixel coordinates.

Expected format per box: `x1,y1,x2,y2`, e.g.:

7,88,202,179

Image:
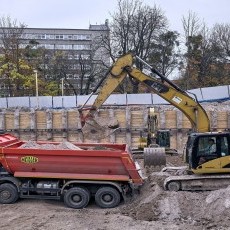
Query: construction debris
19,140,83,150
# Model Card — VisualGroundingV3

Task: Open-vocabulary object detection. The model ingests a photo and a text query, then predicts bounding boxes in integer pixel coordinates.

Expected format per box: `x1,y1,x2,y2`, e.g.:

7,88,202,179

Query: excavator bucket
144,146,166,170
81,117,119,140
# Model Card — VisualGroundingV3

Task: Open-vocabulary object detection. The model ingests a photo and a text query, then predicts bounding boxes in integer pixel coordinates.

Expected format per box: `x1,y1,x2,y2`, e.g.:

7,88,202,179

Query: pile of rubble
19,140,82,150
120,170,230,229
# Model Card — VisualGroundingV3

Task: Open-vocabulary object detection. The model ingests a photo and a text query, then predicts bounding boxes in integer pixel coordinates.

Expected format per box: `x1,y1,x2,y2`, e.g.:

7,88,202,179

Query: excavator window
197,137,218,165
198,137,217,155
220,136,229,156
195,135,230,166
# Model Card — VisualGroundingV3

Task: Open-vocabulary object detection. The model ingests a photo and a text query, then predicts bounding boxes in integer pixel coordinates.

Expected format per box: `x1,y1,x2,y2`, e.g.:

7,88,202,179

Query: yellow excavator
79,52,230,191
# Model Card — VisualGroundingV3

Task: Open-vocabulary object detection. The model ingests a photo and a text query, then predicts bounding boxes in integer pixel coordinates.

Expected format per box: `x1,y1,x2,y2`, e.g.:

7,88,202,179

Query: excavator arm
80,52,210,139
79,53,133,139
83,53,133,117
126,66,210,133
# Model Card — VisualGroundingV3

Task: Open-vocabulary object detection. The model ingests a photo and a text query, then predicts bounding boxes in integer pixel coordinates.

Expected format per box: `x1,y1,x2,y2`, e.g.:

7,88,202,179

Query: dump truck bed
0,134,143,185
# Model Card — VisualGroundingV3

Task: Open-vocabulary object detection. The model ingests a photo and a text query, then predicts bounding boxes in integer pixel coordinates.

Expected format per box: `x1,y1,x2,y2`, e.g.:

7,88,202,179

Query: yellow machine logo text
21,156,39,164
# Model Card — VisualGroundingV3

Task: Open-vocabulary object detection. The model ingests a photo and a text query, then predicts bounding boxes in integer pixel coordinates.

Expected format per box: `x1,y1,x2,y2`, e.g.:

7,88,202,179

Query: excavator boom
79,53,133,139
80,52,210,136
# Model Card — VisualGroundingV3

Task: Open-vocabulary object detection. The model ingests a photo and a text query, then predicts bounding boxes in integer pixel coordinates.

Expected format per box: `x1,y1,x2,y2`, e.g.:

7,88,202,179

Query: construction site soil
1,101,229,230
1,154,230,230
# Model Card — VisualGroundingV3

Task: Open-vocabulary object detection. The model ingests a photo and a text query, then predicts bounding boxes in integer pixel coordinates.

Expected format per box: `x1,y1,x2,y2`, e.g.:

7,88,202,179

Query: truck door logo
21,156,39,164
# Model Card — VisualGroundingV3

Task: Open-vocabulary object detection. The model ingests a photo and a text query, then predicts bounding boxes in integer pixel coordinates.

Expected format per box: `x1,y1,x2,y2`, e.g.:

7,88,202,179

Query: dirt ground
1,155,230,230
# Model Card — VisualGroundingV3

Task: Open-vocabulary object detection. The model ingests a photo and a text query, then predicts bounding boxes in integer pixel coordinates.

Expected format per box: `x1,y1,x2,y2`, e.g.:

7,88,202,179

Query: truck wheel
0,183,19,204
64,187,90,209
95,186,121,208
167,181,181,191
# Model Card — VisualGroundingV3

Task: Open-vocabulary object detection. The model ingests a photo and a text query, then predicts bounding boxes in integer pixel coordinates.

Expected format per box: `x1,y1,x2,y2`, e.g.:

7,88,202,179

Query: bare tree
181,11,202,89
0,16,26,65
109,0,167,93
182,11,201,42
210,23,230,85
111,0,167,57
39,49,107,96
178,15,230,89
212,23,230,60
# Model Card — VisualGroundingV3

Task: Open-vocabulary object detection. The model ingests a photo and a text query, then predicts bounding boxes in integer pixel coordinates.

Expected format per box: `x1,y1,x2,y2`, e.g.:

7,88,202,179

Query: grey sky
0,0,229,33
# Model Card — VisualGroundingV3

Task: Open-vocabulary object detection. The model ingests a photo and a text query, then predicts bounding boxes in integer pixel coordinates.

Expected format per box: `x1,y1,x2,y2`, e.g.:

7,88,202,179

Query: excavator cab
186,133,230,174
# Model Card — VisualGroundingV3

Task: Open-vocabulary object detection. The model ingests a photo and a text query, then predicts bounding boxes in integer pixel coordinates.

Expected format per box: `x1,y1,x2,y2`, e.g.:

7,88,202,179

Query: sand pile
203,186,230,221
19,140,82,150
120,172,230,229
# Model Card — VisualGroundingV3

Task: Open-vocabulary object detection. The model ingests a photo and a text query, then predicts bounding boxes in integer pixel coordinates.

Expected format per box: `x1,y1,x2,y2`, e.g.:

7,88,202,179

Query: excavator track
164,174,230,191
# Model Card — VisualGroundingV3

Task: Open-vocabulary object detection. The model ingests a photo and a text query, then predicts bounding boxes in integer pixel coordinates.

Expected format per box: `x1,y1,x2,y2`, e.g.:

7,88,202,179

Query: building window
73,44,90,50
37,44,46,48
22,33,33,39
19,44,27,49
74,54,79,59
33,34,46,39
66,45,73,50
39,34,46,39
54,44,73,50
81,54,90,59
47,34,54,39
63,35,73,40
66,74,73,79
73,34,91,40
55,35,64,39
44,44,54,49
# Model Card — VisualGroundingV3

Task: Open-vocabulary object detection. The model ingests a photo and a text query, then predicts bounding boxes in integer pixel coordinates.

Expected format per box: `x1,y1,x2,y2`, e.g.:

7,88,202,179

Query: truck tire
95,186,121,208
167,181,181,191
0,183,19,204
64,187,90,209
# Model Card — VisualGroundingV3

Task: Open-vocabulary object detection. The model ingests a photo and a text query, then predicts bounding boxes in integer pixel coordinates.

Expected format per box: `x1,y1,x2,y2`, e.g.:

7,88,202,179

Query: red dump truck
0,134,143,209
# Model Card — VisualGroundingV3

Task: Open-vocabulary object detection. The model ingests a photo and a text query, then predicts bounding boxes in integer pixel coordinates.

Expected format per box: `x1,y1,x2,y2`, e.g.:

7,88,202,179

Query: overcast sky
0,0,229,33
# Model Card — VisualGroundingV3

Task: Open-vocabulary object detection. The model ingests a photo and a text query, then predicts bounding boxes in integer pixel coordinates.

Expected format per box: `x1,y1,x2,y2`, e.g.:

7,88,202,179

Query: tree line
0,0,230,97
